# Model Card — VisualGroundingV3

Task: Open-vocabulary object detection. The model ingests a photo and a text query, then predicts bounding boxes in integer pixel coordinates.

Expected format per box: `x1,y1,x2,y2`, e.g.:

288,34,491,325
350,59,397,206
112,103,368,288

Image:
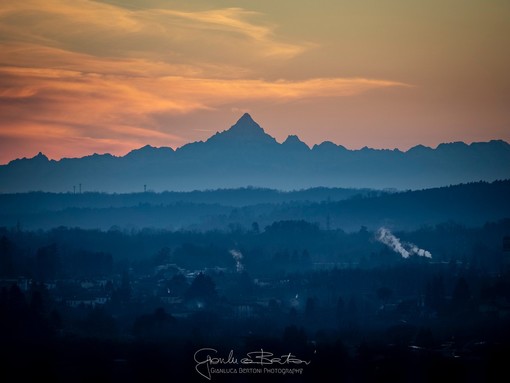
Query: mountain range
1,113,509,192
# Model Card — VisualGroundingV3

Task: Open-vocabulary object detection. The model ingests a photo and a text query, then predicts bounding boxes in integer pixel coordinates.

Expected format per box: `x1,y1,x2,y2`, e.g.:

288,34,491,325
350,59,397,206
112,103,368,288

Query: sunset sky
1,0,509,163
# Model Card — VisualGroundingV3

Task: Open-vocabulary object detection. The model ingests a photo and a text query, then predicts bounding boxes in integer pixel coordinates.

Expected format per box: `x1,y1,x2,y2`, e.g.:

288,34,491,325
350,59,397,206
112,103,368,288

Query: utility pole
144,184,147,193
73,185,76,194
79,183,82,194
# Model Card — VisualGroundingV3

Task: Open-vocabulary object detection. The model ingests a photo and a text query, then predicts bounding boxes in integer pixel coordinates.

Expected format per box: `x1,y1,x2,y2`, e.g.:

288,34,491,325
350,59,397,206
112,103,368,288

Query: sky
1,0,509,163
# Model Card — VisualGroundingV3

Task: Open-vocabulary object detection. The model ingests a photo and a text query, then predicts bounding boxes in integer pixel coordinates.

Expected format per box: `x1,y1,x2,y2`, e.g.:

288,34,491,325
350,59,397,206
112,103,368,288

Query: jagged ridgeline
1,114,510,193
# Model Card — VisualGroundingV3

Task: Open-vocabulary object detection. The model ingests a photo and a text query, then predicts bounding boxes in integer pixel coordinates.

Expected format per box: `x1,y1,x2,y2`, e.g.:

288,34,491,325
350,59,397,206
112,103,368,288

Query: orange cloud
150,8,307,58
0,1,306,69
0,59,407,161
0,64,406,126
0,1,409,163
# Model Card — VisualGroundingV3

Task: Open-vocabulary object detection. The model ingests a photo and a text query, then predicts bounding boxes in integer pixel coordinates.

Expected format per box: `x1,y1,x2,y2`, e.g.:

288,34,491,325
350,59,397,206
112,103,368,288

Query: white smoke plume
229,249,244,272
376,227,432,259
409,245,432,258
377,227,410,258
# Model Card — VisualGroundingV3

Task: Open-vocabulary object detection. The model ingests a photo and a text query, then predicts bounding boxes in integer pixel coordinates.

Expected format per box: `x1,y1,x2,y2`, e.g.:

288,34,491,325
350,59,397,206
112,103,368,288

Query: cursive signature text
194,348,311,380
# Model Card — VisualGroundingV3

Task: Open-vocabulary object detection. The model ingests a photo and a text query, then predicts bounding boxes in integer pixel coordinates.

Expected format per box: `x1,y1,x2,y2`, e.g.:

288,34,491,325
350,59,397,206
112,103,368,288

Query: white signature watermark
194,348,311,380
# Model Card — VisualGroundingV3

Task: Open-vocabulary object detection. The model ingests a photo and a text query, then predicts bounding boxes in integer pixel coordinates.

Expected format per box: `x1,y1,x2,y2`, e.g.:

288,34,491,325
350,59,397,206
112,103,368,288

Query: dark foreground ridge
1,210,510,382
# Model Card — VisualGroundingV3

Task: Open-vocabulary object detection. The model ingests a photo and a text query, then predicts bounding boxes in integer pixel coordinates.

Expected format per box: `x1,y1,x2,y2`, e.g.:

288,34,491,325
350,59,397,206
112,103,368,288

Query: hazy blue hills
1,113,509,192
1,180,508,231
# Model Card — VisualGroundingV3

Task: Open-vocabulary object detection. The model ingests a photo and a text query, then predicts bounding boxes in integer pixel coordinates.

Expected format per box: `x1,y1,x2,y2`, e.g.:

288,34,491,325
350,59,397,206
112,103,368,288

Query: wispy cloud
0,1,305,69
0,0,408,162
0,64,406,135
150,7,307,58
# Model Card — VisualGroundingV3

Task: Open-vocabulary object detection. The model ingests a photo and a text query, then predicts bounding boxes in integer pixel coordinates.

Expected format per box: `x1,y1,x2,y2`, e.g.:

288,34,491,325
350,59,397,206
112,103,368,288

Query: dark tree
377,287,393,304
166,274,188,297
282,325,307,350
336,296,345,323
36,243,60,281
185,273,217,303
83,307,117,338
133,307,176,339
0,236,14,277
305,297,317,321
153,247,172,265
425,275,446,310
112,271,132,306
415,327,435,348
452,277,471,308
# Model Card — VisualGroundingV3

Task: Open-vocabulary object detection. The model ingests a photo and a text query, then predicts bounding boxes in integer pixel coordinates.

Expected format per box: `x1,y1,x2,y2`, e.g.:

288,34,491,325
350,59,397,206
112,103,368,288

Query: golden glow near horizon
1,0,509,163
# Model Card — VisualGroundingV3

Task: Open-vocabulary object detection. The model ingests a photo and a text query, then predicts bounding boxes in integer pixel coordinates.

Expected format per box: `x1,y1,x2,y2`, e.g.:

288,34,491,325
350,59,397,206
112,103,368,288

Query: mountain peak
283,135,310,150
206,113,277,145
33,152,49,161
230,113,264,135
238,112,255,123
125,144,174,159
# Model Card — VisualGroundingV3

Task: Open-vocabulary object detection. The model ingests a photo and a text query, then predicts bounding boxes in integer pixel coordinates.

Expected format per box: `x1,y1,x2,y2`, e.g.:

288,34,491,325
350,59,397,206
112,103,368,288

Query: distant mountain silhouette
1,114,509,192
